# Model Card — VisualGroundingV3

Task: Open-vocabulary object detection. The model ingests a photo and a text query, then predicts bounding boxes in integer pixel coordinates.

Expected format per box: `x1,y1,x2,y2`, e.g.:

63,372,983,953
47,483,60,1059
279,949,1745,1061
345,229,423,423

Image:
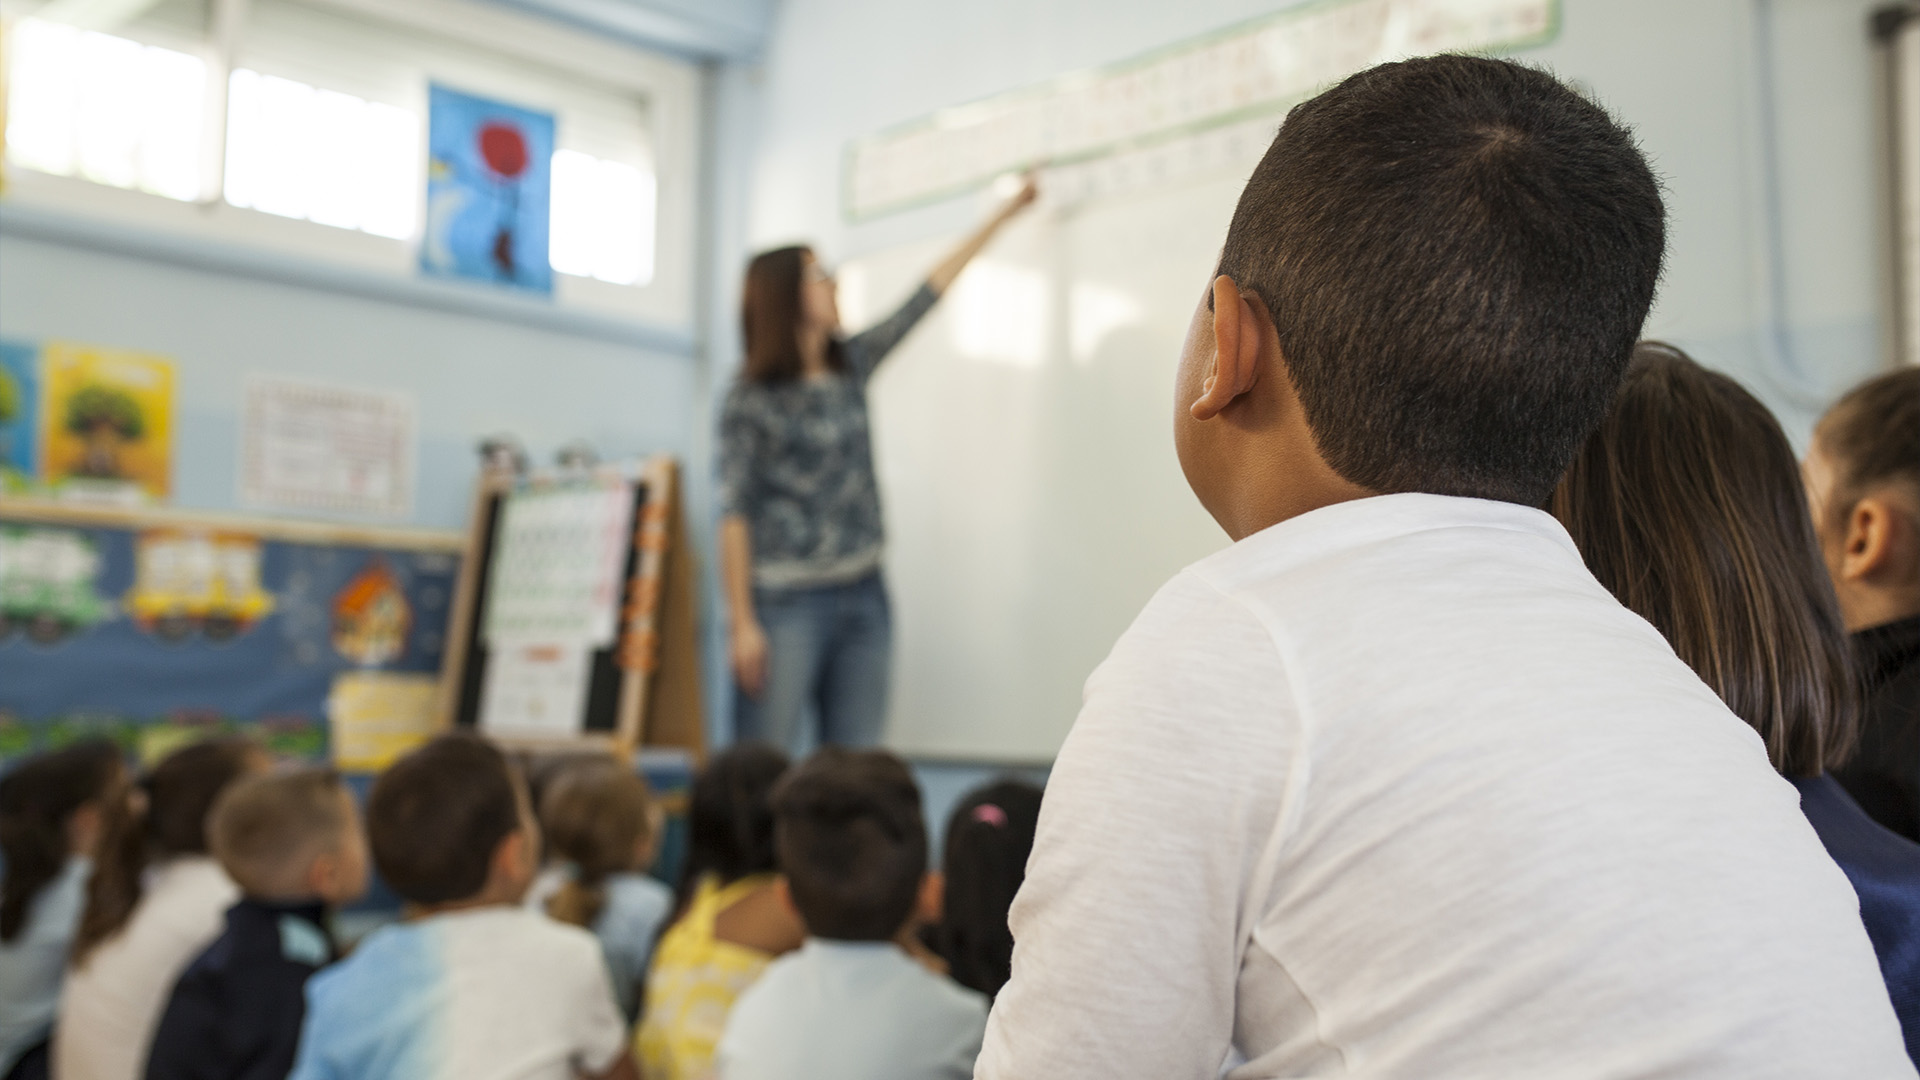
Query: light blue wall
0,234,699,530
737,0,1895,446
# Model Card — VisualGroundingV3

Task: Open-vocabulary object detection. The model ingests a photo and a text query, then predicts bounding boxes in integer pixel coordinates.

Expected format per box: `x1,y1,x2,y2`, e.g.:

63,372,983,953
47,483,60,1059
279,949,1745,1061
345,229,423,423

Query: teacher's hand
731,616,770,699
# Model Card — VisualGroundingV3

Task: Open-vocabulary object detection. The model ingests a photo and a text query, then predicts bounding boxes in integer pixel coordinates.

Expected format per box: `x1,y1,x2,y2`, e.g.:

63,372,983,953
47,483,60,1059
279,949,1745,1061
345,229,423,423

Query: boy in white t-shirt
976,55,1913,1080
717,749,986,1080
288,735,635,1080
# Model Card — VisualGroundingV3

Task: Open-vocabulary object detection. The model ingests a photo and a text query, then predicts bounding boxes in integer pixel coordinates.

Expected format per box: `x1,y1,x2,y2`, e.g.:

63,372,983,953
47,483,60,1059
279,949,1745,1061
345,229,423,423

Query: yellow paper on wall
328,671,441,772
39,342,175,499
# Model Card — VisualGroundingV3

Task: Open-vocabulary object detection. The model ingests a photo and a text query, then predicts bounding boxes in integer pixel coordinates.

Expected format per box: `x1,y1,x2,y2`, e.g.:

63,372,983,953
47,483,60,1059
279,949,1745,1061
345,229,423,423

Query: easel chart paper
481,482,635,647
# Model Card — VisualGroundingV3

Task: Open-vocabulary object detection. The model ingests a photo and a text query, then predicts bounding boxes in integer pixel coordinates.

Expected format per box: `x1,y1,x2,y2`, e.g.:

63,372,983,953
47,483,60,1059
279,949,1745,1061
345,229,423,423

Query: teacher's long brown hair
1551,342,1857,777
741,246,843,383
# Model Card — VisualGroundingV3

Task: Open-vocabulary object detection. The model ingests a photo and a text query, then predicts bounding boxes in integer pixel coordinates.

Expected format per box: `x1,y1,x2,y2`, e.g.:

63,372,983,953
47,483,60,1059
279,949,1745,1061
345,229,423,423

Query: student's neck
1215,444,1374,541
404,885,523,921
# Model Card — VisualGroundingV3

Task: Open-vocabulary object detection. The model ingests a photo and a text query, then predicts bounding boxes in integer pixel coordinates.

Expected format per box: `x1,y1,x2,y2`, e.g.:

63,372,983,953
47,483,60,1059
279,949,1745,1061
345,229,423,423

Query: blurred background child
143,768,370,1080
287,734,634,1080
928,780,1041,1001
715,748,986,1080
534,757,671,1023
0,740,124,1080
55,737,265,1080
636,742,796,1080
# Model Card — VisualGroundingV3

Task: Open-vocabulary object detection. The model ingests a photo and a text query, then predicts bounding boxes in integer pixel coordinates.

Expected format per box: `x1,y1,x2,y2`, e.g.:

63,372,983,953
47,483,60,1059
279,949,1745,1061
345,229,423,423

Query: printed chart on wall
0,502,461,768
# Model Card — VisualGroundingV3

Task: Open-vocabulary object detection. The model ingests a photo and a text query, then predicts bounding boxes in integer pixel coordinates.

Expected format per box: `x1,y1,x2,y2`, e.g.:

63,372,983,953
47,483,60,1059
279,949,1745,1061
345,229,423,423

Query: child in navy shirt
144,769,369,1080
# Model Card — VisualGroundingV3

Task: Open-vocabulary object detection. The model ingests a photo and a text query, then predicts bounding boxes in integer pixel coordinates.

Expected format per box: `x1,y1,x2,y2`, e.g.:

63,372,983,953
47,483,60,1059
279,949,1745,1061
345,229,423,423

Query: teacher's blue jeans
734,573,891,757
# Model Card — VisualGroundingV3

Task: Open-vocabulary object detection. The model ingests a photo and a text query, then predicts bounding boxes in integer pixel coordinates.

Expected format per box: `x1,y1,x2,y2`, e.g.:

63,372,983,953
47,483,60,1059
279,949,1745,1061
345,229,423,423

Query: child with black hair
978,53,1907,1079
715,748,986,1080
635,742,798,1080
928,779,1041,1001
57,737,265,1080
0,740,123,1080
287,734,635,1080
144,768,369,1080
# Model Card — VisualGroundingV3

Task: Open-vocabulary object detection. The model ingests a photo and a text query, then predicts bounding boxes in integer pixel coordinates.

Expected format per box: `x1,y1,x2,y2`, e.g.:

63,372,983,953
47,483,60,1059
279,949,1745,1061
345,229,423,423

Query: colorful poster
0,341,37,483
39,342,173,500
421,84,554,294
327,671,441,772
241,376,416,517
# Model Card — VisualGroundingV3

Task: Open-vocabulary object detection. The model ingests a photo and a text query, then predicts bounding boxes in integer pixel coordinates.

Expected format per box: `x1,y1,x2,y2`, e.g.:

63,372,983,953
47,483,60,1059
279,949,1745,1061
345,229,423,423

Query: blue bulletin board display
0,499,463,764
0,341,38,484
421,84,555,295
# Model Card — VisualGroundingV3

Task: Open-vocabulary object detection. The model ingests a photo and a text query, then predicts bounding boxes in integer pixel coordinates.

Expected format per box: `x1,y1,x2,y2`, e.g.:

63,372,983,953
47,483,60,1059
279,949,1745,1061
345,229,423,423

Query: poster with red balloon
421,84,555,294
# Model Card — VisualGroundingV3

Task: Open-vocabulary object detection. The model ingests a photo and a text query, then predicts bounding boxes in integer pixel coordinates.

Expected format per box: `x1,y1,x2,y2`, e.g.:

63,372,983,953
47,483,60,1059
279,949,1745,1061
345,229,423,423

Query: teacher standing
720,179,1039,755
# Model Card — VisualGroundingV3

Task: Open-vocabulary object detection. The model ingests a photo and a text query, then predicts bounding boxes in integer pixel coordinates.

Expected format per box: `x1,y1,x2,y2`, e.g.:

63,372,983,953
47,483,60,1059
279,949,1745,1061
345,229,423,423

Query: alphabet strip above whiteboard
844,0,1559,220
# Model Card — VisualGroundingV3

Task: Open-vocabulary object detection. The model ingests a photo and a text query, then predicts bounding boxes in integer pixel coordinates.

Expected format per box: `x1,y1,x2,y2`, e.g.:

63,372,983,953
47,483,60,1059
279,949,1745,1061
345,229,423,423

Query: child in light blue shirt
715,749,986,1080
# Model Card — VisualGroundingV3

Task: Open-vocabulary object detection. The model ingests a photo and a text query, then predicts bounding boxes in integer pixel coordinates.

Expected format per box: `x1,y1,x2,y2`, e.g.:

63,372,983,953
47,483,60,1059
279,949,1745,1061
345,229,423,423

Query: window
5,19,206,202
223,69,420,240
4,8,664,293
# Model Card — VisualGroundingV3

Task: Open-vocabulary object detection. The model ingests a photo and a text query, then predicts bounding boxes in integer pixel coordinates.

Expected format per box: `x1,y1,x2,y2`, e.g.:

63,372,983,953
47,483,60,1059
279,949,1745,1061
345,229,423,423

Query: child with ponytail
54,736,265,1080
536,758,671,1022
0,741,125,1080
929,780,1042,1002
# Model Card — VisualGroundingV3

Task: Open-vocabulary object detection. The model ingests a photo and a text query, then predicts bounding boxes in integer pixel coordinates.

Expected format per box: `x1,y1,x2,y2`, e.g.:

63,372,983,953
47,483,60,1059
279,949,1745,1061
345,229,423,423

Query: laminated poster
38,342,174,500
241,376,416,517
0,340,37,487
421,84,555,294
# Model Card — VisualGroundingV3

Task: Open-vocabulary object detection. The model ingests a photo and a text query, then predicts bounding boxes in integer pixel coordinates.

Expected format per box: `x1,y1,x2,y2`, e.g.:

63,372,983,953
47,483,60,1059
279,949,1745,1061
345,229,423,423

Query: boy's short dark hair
1218,54,1666,506
1816,366,1920,525
771,748,926,941
367,734,524,905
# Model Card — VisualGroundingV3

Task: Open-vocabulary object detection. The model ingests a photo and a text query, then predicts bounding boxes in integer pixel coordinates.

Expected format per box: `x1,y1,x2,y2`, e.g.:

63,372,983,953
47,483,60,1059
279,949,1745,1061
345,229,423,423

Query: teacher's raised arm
718,177,1039,756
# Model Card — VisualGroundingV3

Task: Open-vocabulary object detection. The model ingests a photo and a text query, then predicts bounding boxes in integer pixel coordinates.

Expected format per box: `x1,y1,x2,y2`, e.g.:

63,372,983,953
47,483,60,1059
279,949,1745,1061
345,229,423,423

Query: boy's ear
1192,275,1267,422
1841,495,1900,583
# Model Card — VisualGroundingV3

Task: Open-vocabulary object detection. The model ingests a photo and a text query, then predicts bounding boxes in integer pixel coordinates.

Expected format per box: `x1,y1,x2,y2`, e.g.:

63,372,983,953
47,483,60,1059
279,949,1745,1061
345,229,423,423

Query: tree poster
421,84,554,295
39,341,174,500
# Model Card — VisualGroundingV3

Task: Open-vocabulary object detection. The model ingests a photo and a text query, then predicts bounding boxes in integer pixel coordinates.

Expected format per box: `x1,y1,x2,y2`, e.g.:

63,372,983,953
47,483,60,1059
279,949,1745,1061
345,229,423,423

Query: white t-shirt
288,904,628,1080
54,855,238,1080
977,494,1913,1080
718,939,987,1080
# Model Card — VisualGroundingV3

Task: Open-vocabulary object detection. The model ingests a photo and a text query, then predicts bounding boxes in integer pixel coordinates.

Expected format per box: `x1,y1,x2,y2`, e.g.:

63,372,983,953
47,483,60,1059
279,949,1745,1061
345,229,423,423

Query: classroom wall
712,0,1900,783
0,235,699,531
737,0,1893,444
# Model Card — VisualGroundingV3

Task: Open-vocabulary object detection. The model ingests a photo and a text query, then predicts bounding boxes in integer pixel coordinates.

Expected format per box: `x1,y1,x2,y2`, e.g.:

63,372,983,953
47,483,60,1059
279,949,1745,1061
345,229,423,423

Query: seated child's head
683,741,790,894
770,748,929,943
368,734,537,910
78,736,267,962
1182,55,1665,531
934,780,1042,999
1552,343,1855,778
0,740,124,944
1805,366,1920,632
539,757,659,927
210,768,369,906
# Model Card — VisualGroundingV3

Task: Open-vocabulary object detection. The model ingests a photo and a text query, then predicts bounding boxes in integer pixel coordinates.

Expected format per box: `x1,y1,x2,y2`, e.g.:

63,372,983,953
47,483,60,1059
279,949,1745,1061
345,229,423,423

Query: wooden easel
439,455,705,763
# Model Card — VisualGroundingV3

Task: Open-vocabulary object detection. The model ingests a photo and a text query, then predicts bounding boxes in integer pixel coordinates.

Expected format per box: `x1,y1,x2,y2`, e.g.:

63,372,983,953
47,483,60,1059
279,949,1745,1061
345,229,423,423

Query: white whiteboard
842,175,1253,762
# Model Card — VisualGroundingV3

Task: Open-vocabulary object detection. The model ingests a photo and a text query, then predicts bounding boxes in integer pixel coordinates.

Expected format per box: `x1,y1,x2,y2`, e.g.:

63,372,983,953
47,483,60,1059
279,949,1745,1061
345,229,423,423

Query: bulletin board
440,455,705,762
0,498,463,765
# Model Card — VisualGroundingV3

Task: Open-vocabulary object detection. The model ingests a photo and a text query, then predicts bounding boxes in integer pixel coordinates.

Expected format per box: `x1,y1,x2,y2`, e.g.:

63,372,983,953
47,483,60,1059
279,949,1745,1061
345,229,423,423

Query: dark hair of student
675,741,790,912
541,758,653,929
0,741,122,944
74,736,260,962
368,733,525,906
741,246,844,383
1551,343,1857,776
1217,55,1665,507
931,779,1042,999
770,747,926,941
1816,366,1920,529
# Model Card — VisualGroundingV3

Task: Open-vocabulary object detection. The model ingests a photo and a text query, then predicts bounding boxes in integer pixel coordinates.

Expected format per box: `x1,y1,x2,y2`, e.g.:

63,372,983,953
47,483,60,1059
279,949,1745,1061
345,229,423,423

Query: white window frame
1,0,700,342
